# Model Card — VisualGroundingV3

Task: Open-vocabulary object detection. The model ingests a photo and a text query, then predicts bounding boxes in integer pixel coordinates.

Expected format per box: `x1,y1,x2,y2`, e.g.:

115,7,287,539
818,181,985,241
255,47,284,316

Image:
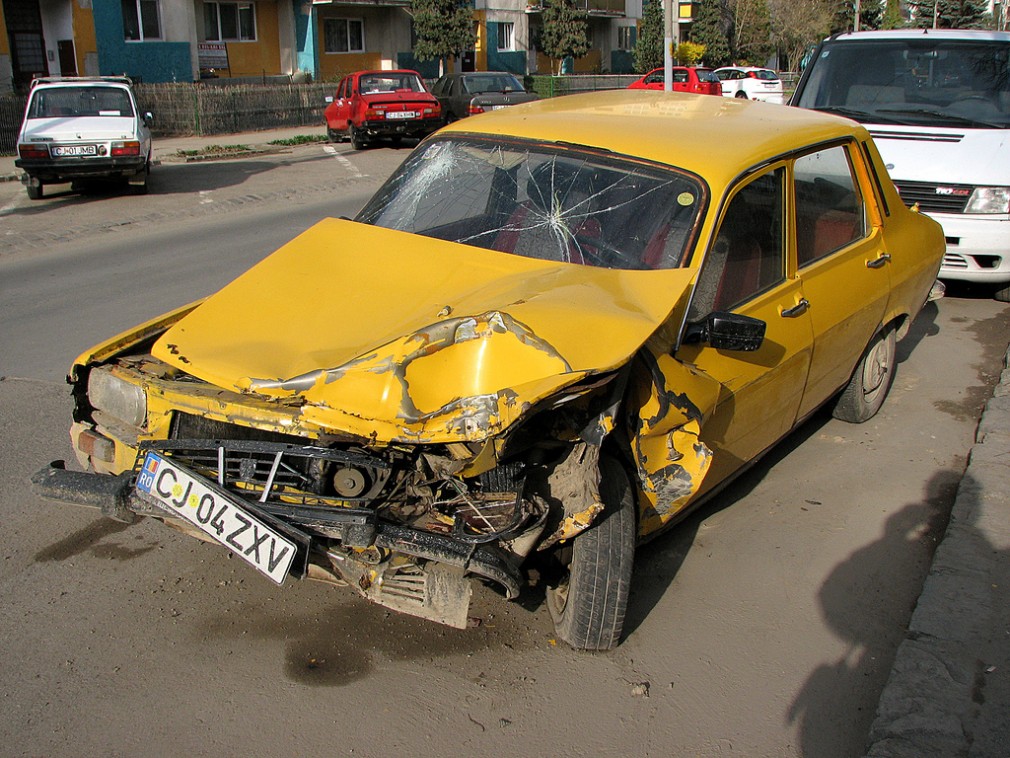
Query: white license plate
491,105,509,110
135,451,296,584
53,144,98,157
387,111,417,119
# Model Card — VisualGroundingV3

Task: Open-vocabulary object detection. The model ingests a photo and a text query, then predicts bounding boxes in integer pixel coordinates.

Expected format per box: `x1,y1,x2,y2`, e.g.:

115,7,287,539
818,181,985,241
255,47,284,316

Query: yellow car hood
153,219,694,442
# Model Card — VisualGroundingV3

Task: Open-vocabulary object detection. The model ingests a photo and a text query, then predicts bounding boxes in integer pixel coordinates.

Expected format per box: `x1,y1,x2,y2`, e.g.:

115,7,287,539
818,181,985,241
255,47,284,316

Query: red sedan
627,67,723,96
324,70,442,149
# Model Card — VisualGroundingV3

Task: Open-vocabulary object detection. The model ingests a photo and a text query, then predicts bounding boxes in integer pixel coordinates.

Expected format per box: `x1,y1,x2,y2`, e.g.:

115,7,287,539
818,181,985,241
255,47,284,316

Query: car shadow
623,403,836,641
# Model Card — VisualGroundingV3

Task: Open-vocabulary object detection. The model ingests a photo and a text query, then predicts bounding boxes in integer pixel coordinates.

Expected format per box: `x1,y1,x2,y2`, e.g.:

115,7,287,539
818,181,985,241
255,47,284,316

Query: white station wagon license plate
52,144,98,157
387,110,417,119
135,451,296,584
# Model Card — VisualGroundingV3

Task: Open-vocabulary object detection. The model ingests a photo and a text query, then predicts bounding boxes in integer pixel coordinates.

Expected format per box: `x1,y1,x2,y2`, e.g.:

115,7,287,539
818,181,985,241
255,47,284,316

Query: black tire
832,327,897,423
350,125,367,150
326,126,340,143
132,161,150,195
994,282,1010,303
26,182,43,200
546,455,636,651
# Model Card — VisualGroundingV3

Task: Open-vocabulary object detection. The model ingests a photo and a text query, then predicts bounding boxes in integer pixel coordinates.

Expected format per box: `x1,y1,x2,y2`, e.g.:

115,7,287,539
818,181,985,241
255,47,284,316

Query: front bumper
930,212,1010,285
31,459,523,601
16,156,148,183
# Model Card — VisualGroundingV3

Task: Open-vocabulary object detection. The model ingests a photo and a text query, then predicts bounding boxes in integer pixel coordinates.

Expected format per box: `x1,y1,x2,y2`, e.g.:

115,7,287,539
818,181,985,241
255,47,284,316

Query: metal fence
528,74,639,98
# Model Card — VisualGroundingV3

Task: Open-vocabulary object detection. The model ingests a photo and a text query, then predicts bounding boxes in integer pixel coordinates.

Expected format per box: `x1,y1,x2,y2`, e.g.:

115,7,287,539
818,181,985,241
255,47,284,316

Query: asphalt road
1,143,1008,757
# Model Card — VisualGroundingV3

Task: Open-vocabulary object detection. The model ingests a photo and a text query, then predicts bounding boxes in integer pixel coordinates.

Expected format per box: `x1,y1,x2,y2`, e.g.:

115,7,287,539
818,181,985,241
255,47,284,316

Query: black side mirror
682,311,766,352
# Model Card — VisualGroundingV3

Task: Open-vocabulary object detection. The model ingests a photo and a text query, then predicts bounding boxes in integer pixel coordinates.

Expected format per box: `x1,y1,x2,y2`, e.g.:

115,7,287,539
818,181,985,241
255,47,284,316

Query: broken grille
137,439,390,509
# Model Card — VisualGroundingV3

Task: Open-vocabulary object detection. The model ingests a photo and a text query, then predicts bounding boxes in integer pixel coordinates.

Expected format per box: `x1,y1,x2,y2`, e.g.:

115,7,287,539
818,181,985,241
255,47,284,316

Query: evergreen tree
540,0,592,74
832,0,883,33
635,0,665,73
882,0,904,28
412,0,475,73
691,0,732,67
909,0,987,27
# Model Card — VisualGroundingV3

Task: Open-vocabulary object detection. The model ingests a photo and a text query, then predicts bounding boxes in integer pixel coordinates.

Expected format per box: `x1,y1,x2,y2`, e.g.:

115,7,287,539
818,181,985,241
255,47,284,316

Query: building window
122,0,161,41
204,2,257,42
497,22,514,51
618,26,636,51
324,18,365,53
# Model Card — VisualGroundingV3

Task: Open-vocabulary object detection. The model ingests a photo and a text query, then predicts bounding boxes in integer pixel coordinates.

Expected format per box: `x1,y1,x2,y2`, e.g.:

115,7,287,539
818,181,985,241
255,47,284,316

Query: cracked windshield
357,137,705,270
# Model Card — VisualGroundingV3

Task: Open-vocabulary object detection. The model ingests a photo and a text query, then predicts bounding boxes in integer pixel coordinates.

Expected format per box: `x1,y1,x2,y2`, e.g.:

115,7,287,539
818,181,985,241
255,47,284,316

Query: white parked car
15,76,153,200
715,67,785,104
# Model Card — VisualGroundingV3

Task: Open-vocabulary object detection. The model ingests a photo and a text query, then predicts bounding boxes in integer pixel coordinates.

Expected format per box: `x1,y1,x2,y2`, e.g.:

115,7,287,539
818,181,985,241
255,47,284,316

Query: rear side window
696,69,720,83
794,145,867,267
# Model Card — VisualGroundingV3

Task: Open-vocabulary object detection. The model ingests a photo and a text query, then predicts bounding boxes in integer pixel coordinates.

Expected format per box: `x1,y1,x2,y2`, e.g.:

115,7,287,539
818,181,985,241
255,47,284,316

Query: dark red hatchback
324,70,442,150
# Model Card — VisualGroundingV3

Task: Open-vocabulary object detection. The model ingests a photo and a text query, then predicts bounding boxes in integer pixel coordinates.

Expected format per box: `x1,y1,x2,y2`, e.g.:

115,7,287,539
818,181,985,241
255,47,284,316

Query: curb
864,344,1010,757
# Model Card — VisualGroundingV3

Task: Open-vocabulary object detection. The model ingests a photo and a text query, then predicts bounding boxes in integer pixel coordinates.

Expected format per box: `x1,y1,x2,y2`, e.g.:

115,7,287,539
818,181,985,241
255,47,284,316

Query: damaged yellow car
34,91,944,650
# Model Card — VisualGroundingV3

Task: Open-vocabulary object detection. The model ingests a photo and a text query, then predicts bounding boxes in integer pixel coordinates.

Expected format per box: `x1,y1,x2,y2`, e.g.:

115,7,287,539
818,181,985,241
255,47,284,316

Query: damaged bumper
32,456,523,629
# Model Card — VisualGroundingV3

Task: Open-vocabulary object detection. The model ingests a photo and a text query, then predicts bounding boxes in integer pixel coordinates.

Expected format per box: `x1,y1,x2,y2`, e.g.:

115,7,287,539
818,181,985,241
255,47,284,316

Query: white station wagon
15,76,153,199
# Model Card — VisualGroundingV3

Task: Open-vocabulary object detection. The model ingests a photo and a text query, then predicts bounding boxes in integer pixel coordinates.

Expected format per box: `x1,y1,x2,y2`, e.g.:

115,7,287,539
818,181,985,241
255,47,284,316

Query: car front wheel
546,454,635,651
994,281,1010,303
832,326,897,423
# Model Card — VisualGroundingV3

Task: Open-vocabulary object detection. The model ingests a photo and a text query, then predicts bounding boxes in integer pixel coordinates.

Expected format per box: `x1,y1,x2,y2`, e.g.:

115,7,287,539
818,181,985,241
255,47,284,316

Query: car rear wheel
350,125,368,150
832,326,897,423
26,182,43,200
546,455,635,651
326,126,341,143
132,161,151,195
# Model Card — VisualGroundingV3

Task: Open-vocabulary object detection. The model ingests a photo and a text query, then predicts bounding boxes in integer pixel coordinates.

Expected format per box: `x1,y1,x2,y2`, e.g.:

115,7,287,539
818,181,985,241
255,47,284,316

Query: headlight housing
965,187,1010,214
88,367,147,427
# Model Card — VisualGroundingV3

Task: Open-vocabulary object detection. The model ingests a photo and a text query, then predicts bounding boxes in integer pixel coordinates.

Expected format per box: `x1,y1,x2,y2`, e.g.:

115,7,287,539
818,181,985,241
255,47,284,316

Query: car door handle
780,298,810,318
866,253,891,269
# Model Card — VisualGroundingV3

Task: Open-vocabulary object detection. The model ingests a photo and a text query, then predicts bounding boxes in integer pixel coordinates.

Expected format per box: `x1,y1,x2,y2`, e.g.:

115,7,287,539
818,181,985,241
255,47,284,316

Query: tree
635,0,665,73
540,0,592,74
676,41,707,64
411,0,475,74
732,0,774,65
691,0,732,66
908,0,988,27
769,0,832,70
882,0,904,28
832,0,883,32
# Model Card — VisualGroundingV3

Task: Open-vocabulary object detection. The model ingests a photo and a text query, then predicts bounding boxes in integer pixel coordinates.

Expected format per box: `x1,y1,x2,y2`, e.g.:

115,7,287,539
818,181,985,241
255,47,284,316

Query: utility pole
854,0,861,30
664,0,679,91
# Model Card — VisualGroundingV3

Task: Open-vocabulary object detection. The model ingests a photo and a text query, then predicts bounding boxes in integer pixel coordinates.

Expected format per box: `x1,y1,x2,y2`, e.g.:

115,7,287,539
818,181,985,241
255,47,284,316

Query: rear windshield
753,69,780,81
464,74,524,94
795,38,1010,129
359,73,426,94
358,137,705,271
27,86,135,119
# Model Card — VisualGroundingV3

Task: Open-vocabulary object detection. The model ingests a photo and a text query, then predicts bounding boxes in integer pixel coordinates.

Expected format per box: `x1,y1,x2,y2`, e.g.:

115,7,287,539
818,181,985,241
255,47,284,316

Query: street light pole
664,0,679,91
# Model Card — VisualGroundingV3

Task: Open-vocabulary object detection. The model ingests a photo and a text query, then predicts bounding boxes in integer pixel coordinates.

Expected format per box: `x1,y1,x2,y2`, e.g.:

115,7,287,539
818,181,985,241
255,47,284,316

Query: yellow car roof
440,89,867,189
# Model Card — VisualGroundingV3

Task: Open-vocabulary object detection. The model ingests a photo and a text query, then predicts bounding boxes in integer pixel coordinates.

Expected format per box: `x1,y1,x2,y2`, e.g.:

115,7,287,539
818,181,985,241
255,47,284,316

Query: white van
791,30,1010,301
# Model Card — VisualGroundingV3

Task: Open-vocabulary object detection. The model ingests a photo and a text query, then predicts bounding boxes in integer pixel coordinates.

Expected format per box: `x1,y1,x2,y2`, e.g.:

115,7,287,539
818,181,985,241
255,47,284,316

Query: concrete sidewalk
0,124,324,184
4,123,1009,756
